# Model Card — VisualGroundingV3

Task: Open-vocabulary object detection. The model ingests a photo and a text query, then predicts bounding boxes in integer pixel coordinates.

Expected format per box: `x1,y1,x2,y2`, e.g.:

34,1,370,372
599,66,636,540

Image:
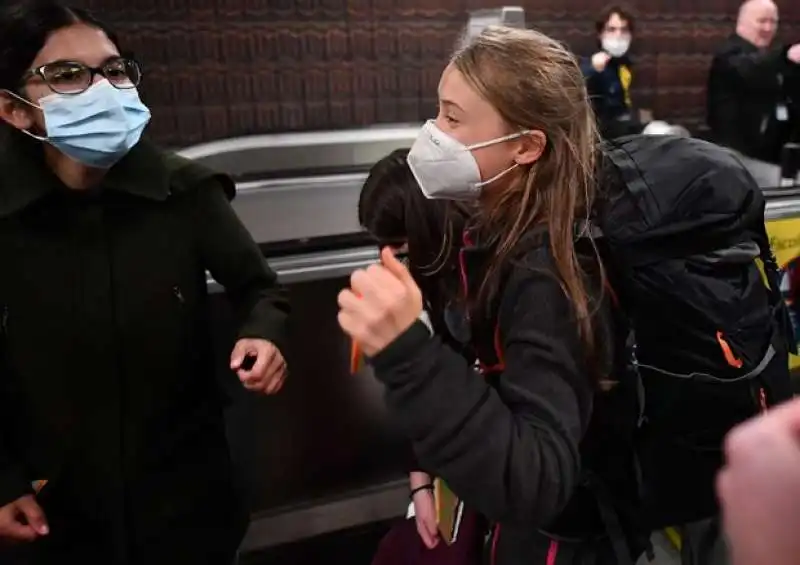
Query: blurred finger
263,348,284,378
246,345,273,379
380,247,416,288
349,269,379,302
265,362,287,395
230,340,251,370
415,517,438,549
15,496,47,536
337,289,362,312
245,363,284,394
725,410,799,467
0,520,37,542
423,517,439,546
350,266,396,303
337,310,361,339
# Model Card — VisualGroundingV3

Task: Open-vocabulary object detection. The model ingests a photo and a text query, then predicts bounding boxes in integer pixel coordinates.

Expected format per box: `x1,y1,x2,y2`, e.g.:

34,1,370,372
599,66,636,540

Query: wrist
409,471,431,489
410,483,434,499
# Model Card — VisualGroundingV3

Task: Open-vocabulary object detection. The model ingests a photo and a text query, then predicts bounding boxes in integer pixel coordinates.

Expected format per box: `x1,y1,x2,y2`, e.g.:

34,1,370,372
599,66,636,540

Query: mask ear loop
474,162,520,188
465,129,532,151
1,89,47,141
466,130,532,189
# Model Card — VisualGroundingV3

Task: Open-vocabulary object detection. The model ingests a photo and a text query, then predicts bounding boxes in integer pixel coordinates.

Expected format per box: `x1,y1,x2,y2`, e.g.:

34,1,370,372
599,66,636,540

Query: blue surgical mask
12,80,151,169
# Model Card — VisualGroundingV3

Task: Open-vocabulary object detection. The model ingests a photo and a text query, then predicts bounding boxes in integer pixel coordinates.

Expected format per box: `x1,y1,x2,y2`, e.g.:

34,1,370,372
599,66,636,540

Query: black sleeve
0,434,31,507
718,45,789,86
370,262,593,526
581,58,606,110
787,59,800,96
192,181,290,354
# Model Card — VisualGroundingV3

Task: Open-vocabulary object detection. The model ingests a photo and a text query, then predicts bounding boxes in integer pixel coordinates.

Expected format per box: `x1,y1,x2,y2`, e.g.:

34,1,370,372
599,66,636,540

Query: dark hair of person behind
0,0,118,93
595,3,636,34
358,148,466,318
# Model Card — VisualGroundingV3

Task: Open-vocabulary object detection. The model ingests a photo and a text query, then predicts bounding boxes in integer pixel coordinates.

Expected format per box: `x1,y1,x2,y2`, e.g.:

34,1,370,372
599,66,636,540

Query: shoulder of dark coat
161,152,236,202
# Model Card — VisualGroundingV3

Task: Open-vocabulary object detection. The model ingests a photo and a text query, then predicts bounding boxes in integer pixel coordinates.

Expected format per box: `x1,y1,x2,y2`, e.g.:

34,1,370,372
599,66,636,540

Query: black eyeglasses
21,57,142,95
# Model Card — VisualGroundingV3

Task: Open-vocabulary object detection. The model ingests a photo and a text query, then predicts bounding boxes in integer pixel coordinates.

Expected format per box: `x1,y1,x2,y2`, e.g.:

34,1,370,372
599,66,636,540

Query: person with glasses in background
0,1,290,564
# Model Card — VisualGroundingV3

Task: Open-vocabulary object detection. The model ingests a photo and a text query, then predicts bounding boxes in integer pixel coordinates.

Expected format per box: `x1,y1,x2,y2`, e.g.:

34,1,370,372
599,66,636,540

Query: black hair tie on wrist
409,483,434,499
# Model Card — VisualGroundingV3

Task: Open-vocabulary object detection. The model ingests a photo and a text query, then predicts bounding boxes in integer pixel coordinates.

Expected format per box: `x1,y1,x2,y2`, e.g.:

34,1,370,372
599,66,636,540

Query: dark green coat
0,132,289,565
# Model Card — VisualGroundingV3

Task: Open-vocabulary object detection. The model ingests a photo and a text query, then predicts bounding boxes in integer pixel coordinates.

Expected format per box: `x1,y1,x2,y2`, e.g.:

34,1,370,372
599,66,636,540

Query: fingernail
40,525,49,535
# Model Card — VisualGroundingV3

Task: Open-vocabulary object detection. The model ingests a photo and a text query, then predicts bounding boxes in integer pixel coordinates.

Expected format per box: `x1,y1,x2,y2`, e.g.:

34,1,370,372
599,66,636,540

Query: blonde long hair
453,26,601,363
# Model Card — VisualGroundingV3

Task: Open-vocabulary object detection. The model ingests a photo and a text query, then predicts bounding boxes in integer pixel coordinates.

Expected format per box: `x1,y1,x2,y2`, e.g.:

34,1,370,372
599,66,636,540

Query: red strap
478,324,506,375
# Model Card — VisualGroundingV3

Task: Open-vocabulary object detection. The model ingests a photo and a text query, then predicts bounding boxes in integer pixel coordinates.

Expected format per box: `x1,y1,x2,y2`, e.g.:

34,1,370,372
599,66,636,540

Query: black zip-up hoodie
370,228,629,564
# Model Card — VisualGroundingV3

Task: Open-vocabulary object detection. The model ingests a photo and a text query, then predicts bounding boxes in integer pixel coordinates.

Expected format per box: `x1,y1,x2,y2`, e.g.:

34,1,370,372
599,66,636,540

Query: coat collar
608,54,633,68
730,33,759,53
0,127,172,218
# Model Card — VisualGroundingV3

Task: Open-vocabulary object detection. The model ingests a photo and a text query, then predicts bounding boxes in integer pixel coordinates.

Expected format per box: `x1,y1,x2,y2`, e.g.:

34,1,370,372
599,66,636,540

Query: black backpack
471,135,794,563
595,134,795,533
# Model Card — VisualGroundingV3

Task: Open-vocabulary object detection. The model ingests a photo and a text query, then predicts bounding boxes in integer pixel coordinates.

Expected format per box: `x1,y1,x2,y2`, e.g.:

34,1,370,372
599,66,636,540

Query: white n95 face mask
407,120,529,201
601,36,631,58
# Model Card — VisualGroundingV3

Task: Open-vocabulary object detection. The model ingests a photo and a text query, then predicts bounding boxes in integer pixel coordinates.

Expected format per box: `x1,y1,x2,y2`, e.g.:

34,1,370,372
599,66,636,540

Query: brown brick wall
78,0,800,147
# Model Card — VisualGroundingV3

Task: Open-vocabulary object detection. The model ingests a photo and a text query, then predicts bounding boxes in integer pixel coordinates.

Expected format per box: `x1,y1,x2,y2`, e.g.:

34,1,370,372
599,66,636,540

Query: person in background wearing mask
706,0,800,163
0,1,289,564
717,396,800,565
581,5,640,139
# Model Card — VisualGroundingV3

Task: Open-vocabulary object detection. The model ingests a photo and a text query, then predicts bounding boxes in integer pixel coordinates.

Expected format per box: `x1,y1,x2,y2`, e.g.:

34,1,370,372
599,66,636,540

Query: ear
513,130,546,166
0,91,36,131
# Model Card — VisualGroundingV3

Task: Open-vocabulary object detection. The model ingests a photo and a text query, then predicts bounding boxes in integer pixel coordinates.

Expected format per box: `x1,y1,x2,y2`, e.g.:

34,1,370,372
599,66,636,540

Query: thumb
16,496,48,535
380,247,415,286
230,340,248,369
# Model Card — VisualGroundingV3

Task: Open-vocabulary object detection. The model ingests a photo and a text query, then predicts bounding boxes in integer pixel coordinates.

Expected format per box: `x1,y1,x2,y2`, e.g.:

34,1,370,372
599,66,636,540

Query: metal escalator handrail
176,125,422,161
206,246,379,292
766,195,800,220
234,172,368,194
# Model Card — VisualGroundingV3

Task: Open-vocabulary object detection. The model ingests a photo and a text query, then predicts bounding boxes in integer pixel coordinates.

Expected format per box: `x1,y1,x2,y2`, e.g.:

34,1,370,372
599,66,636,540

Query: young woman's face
434,63,517,187
1,23,120,133
431,63,545,197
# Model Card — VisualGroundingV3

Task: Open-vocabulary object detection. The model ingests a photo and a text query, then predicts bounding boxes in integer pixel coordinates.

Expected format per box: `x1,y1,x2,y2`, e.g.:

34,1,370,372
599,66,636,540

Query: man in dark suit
707,0,800,163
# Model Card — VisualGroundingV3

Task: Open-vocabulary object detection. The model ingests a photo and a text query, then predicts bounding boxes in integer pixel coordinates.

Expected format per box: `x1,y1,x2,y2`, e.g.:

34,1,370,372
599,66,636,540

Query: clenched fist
0,494,48,543
337,248,424,358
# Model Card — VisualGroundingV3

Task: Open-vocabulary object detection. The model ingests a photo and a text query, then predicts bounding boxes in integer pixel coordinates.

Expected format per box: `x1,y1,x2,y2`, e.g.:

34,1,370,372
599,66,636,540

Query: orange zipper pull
716,331,743,369
350,340,361,374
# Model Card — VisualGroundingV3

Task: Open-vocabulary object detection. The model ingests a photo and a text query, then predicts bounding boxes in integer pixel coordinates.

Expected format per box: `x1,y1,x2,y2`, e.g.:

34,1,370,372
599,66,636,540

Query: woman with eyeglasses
0,1,290,564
